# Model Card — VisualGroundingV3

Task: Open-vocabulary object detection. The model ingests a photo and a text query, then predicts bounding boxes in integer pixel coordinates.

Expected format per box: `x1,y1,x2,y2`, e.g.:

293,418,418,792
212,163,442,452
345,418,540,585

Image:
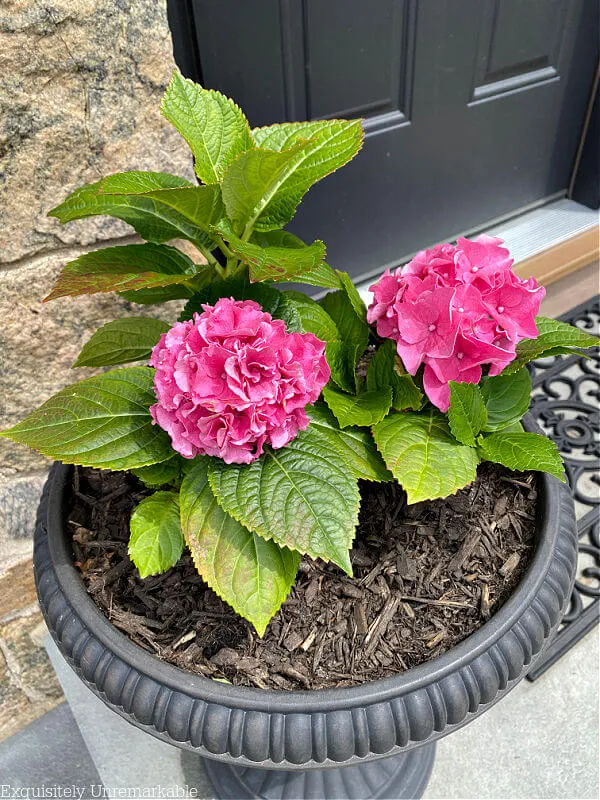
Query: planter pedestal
203,746,436,799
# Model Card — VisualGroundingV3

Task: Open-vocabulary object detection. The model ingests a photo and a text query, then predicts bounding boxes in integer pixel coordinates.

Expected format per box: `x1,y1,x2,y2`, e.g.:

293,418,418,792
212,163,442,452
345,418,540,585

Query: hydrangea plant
3,73,597,635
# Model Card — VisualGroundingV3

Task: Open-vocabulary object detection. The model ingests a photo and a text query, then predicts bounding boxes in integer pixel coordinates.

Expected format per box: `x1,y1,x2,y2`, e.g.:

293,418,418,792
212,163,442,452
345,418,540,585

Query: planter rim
45,429,558,713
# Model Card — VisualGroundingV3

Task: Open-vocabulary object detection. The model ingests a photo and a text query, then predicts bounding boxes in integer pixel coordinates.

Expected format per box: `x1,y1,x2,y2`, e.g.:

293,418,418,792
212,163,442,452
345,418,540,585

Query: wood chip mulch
69,462,537,690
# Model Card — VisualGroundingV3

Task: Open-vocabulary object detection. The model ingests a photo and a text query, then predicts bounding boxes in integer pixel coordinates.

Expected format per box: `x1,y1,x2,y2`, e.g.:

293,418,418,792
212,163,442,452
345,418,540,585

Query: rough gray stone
0,472,48,541
0,0,197,574
0,472,48,569
0,245,184,479
0,0,194,264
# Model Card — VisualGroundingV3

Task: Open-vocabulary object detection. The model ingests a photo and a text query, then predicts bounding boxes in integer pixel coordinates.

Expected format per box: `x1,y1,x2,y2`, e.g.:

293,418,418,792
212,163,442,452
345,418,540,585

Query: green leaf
322,385,392,429
532,345,591,361
308,280,366,385
224,119,363,233
73,318,169,367
481,368,532,431
252,118,364,158
131,457,182,488
160,71,254,184
372,411,479,504
208,425,360,574
44,243,203,301
118,285,196,305
215,221,326,282
325,341,361,394
180,460,299,635
125,185,225,234
295,261,344,289
251,230,306,249
53,170,193,216
250,233,342,288
447,382,488,446
180,273,301,332
129,492,183,578
336,270,367,322
502,421,525,434
100,181,225,250
320,289,369,362
221,145,309,233
282,291,339,342
502,316,599,374
477,433,565,481
50,176,220,251
366,341,423,411
306,404,391,482
0,367,173,470
99,171,192,194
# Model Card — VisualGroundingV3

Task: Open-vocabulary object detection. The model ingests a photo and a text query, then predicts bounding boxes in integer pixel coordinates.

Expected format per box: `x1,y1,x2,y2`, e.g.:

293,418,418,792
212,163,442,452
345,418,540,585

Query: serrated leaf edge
207,445,359,575
372,411,479,504
180,468,300,635
160,72,254,184
0,367,173,471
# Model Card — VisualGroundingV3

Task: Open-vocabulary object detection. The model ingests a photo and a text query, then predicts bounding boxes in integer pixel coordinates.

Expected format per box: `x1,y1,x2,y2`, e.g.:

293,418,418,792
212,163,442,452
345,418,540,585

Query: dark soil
69,463,537,690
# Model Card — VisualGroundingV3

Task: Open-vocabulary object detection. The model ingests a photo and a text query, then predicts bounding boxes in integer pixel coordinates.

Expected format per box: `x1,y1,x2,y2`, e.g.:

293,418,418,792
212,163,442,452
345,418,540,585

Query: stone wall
0,0,193,571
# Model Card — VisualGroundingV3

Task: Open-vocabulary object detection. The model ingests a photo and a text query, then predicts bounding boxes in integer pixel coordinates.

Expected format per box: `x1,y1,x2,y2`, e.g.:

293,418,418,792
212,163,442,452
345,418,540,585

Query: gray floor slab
424,627,600,800
45,636,215,797
0,702,102,794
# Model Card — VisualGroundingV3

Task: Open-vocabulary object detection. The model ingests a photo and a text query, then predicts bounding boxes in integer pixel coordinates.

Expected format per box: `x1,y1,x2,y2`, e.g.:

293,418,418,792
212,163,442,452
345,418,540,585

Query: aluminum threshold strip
356,198,599,303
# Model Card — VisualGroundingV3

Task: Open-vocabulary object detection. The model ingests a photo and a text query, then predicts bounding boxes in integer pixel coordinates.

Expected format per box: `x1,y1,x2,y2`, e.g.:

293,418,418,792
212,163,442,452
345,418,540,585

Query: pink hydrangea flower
367,235,545,411
150,298,330,464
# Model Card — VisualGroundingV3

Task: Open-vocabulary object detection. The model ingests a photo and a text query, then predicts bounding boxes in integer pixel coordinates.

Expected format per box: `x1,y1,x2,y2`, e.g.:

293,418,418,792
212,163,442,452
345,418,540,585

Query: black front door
170,0,598,283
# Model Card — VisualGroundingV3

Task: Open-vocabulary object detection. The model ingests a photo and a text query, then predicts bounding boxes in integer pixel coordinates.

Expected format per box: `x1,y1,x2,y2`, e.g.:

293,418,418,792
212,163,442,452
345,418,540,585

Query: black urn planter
34,443,578,800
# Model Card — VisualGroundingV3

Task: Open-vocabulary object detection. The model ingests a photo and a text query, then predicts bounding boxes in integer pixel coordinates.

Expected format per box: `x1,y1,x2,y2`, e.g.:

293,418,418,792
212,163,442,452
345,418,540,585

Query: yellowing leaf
45,244,199,302
180,460,299,635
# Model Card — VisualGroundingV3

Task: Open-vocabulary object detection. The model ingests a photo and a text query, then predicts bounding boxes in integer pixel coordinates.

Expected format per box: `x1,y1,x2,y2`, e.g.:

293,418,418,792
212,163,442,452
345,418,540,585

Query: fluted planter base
203,744,436,799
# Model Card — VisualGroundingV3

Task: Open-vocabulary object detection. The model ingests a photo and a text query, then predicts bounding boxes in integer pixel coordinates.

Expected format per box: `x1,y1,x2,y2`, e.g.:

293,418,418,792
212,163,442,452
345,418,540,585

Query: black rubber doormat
527,295,600,681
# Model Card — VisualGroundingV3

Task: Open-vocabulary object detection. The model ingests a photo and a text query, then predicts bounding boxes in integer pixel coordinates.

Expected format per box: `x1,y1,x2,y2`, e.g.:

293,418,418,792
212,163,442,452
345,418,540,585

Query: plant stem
200,248,219,268
224,257,240,276
215,236,235,260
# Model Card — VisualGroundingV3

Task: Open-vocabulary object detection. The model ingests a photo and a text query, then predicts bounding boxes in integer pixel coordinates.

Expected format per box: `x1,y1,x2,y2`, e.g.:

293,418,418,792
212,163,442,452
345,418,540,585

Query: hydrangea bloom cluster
150,298,330,464
367,235,545,411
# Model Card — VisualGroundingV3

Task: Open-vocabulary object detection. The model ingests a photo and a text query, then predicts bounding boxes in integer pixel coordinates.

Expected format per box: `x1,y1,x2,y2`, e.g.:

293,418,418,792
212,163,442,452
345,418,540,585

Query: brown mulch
69,463,537,691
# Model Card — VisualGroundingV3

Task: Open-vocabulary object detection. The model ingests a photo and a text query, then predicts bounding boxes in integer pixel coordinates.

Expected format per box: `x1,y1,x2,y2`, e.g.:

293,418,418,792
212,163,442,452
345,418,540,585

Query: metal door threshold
485,198,598,264
356,198,598,299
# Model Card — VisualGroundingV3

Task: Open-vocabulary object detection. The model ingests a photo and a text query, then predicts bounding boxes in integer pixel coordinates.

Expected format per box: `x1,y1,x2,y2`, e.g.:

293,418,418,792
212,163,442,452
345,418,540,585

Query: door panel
177,0,598,283
472,0,568,100
303,1,407,120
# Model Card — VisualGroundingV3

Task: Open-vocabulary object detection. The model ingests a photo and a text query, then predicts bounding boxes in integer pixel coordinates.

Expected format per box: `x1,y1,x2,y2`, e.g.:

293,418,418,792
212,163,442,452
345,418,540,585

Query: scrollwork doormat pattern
527,295,599,680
